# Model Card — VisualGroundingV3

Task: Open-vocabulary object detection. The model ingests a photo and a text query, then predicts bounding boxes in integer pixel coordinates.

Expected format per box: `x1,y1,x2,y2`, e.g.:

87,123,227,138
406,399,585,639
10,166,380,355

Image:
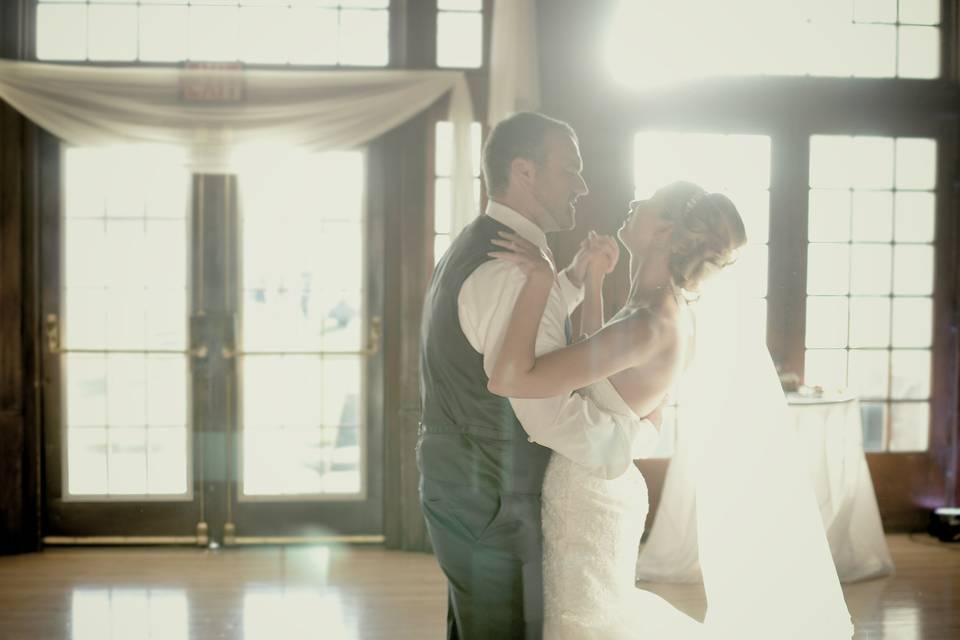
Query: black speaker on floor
928,507,960,543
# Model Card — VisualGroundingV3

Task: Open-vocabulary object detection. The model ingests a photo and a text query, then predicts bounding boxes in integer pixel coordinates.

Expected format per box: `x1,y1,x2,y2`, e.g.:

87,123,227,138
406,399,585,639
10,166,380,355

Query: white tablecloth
636,394,894,583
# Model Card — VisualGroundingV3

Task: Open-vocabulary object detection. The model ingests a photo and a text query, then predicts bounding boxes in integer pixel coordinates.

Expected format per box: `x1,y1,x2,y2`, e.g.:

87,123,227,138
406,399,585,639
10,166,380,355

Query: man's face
530,131,589,232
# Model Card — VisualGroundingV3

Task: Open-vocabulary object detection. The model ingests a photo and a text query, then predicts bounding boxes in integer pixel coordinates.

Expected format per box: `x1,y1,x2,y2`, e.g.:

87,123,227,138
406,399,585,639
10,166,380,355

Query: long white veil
643,261,854,638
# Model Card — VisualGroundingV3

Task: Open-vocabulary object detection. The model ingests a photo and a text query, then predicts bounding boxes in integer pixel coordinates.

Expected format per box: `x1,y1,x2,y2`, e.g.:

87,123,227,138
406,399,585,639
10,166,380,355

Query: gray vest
418,215,553,494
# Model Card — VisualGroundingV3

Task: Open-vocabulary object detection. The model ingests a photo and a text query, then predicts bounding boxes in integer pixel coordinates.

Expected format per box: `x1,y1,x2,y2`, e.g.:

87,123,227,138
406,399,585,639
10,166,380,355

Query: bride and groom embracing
417,112,854,639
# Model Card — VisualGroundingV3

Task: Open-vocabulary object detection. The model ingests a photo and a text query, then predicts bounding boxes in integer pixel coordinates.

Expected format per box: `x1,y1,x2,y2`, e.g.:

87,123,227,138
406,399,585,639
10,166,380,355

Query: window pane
808,190,850,242
893,244,934,295
899,0,940,25
634,132,770,196
889,402,930,451
438,11,483,68
439,0,482,9
435,178,452,234
892,297,933,348
850,244,892,295
849,297,890,348
288,8,339,65
849,349,890,398
140,6,189,62
68,428,108,496
239,6,291,64
728,188,769,244
108,428,147,495
146,356,188,427
434,234,452,266
851,137,894,188
852,24,897,77
810,136,853,188
859,402,886,451
64,220,108,289
739,244,768,298
189,5,240,62
805,297,849,348
66,355,108,428
851,190,893,242
895,138,937,190
147,427,189,494
804,349,847,392
807,244,850,295
339,9,389,66
107,355,148,426
895,191,935,242
898,26,939,78
89,5,138,61
65,289,107,350
890,349,931,399
37,4,88,61
854,0,897,23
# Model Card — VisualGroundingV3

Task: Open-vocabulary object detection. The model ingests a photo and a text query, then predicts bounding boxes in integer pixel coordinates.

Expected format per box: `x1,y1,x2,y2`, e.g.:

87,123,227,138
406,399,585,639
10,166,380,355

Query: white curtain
0,60,476,233
488,0,540,125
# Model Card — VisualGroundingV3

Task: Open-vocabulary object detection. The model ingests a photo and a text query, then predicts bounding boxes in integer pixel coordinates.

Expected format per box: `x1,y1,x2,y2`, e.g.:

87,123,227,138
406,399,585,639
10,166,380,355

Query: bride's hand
489,231,555,280
584,232,620,278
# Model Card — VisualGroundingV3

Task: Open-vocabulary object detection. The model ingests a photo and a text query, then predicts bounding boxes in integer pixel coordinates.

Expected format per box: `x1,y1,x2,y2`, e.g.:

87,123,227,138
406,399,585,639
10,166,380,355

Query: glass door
43,146,383,543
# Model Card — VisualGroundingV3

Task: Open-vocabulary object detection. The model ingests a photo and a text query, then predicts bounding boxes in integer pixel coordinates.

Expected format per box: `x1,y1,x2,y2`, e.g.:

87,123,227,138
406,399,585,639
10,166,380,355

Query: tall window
36,0,391,66
436,0,483,68
607,0,940,87
433,120,482,264
634,132,772,457
804,135,937,452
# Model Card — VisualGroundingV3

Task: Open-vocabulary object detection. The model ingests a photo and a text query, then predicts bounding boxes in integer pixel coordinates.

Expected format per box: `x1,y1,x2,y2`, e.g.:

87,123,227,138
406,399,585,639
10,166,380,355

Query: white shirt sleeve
458,260,660,480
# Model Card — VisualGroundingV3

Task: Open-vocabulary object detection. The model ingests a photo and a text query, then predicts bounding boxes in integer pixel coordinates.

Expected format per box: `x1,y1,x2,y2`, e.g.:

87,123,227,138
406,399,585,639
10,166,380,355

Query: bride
487,181,854,639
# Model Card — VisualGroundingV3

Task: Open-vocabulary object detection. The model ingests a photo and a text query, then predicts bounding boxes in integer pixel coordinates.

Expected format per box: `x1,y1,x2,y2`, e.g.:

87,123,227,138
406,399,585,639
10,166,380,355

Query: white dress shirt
457,200,660,480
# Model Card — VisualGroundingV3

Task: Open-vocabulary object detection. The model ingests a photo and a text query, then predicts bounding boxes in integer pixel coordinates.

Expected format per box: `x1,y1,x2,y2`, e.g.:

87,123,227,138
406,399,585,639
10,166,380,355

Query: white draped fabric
0,60,476,233
637,264,854,636
488,0,541,125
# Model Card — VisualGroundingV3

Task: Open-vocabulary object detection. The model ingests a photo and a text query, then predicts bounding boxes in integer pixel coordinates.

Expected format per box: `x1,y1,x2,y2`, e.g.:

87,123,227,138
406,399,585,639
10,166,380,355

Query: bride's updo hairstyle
658,181,748,294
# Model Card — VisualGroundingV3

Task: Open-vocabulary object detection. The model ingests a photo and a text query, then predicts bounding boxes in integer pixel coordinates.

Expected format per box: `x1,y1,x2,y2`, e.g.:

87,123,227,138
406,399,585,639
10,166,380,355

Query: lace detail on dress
542,380,686,639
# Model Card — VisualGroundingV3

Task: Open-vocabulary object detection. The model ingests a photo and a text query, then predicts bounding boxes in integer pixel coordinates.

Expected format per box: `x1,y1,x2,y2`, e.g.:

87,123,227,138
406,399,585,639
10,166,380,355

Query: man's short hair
481,112,577,197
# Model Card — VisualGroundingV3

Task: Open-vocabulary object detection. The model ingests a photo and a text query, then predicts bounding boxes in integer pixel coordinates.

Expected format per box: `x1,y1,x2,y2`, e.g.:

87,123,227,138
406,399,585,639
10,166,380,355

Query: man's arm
460,261,661,479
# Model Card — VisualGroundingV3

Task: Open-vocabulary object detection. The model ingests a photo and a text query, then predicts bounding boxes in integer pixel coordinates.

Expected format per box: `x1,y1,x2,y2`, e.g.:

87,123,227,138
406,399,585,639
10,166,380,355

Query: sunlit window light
37,0,391,67
605,0,940,89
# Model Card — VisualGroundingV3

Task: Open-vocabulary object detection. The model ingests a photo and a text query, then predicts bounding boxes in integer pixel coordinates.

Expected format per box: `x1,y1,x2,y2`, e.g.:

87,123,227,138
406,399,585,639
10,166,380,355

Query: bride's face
617,193,672,256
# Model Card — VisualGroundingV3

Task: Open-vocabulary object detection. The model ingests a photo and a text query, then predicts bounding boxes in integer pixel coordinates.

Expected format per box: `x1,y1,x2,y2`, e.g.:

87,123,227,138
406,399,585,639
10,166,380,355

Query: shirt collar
484,200,549,253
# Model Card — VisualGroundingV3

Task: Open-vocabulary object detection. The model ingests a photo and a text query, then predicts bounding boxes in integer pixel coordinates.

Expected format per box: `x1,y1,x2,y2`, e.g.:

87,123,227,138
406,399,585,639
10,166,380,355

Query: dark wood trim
380,111,434,550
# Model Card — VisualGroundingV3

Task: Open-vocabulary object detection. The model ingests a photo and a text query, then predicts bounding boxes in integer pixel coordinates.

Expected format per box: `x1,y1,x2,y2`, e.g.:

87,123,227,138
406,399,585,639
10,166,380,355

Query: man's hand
565,231,620,287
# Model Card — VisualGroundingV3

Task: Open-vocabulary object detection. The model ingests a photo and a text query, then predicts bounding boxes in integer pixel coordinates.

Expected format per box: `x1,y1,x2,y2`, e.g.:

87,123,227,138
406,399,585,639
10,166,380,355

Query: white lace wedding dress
541,331,855,639
543,379,706,639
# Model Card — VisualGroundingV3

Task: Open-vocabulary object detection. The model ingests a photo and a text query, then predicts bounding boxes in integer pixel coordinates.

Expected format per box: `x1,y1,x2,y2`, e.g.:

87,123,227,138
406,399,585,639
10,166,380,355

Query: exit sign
180,62,245,103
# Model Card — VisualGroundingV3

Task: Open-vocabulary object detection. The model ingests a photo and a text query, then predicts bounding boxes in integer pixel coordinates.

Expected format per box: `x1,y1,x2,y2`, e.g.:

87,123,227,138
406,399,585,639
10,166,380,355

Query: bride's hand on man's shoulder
489,231,554,281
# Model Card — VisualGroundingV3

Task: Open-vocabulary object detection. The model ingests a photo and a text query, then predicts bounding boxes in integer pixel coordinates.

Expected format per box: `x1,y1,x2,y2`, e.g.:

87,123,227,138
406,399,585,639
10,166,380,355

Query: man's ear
510,157,536,188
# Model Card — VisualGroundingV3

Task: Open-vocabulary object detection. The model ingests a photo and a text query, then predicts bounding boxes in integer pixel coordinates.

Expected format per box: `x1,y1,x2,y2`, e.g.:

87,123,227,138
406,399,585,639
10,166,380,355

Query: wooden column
0,0,42,555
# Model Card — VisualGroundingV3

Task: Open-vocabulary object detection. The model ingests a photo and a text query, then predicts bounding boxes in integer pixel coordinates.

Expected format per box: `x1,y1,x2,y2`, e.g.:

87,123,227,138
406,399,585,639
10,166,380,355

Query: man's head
482,112,588,232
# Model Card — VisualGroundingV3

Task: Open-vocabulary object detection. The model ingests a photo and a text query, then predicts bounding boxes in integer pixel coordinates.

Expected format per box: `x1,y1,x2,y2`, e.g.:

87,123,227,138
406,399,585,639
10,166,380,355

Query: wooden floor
0,534,957,639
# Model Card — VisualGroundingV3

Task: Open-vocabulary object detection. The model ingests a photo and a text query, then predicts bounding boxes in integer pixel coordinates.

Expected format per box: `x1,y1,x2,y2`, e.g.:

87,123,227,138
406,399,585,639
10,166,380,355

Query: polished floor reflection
0,534,957,639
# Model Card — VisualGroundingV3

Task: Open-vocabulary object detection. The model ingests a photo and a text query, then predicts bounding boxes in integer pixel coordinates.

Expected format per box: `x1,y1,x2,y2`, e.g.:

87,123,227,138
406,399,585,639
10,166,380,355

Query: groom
417,112,662,639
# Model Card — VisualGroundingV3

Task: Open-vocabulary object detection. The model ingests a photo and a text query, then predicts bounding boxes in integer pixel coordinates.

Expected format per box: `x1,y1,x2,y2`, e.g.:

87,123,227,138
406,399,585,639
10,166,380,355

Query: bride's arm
487,232,670,399
579,268,604,338
578,232,619,338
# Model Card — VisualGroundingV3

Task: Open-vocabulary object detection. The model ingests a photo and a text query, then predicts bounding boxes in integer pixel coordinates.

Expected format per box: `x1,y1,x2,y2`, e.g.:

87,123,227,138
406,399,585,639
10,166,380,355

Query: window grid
36,0,391,67
433,121,482,266
436,0,483,69
805,135,936,453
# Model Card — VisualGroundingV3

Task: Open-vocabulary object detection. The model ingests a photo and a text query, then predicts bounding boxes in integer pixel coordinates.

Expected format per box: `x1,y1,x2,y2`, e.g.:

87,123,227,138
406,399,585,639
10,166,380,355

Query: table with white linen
636,393,894,584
